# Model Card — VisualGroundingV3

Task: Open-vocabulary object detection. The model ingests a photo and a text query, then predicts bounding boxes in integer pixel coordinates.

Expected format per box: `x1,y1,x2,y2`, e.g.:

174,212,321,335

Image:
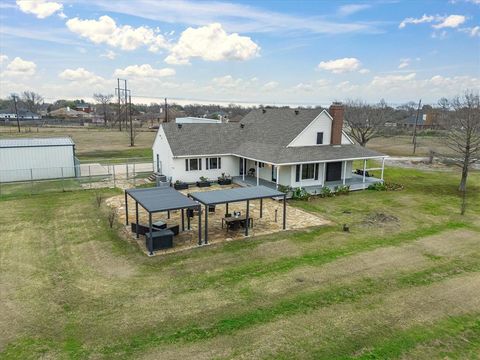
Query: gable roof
0,137,74,148
160,108,386,164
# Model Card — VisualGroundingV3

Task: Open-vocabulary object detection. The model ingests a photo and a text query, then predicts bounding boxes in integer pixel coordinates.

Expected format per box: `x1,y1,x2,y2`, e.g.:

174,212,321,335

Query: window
255,161,265,168
316,132,324,145
206,157,221,170
185,158,201,171
301,164,315,180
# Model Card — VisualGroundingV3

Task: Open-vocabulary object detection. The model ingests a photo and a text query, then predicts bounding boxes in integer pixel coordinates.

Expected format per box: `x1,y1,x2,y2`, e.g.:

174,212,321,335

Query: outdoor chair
208,205,216,213
248,168,255,176
165,224,179,236
131,222,151,235
145,229,174,251
227,221,240,231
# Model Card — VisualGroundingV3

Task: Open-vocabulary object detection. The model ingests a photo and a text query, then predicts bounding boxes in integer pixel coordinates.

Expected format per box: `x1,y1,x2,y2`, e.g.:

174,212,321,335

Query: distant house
176,117,222,124
401,111,440,129
74,103,93,113
153,103,388,192
0,109,41,120
48,107,93,119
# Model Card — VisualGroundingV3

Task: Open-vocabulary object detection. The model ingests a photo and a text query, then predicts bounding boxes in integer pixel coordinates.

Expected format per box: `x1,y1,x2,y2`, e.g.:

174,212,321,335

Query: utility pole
12,94,20,133
412,99,422,154
164,97,168,123
116,78,122,131
129,93,134,147
124,79,128,130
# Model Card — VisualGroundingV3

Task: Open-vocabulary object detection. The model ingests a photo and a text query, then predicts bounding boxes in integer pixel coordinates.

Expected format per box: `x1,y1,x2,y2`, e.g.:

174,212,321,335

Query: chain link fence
0,160,154,198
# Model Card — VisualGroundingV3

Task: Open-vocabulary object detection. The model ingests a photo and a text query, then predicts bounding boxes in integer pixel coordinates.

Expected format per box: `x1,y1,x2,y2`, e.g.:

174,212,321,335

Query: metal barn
0,137,77,182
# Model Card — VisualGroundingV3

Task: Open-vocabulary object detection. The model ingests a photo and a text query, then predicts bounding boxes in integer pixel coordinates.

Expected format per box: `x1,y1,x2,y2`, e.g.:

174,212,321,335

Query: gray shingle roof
189,185,284,205
0,137,75,148
161,108,386,164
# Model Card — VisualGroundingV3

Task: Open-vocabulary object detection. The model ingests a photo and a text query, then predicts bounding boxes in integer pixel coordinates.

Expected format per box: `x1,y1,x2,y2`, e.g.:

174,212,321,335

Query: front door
271,165,277,182
326,162,342,182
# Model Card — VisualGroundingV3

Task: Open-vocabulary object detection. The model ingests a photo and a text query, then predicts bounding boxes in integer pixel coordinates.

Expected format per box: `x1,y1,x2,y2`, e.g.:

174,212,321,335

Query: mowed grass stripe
192,221,467,289
98,253,480,357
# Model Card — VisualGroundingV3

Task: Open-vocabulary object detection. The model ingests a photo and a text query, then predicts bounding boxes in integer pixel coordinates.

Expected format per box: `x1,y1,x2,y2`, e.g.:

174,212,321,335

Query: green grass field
1,167,479,359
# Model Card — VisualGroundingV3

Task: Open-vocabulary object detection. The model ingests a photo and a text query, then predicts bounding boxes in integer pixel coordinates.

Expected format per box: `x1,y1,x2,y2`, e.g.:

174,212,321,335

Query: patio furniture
166,224,179,236
152,220,167,230
248,168,255,176
208,205,216,213
354,169,371,177
223,215,253,231
131,222,151,235
145,229,174,250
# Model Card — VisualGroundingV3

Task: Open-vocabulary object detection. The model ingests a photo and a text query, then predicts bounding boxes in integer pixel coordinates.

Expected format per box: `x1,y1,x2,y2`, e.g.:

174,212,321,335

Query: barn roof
0,137,75,148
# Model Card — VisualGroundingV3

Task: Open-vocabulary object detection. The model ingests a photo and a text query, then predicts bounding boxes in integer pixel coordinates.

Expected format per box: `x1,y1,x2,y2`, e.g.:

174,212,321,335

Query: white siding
152,126,174,178
0,145,75,182
288,111,332,147
171,156,238,183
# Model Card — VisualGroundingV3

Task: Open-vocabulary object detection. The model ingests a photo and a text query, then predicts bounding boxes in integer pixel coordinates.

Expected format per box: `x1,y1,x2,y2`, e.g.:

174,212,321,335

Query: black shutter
314,163,319,180
199,158,202,170
206,158,209,170
317,132,323,144
295,165,300,182
218,157,221,169
185,159,188,171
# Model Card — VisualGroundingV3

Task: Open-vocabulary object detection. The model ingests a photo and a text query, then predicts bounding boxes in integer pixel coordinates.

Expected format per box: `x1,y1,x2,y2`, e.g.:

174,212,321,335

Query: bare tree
344,99,390,146
437,97,451,129
93,93,114,127
446,91,480,215
21,91,44,113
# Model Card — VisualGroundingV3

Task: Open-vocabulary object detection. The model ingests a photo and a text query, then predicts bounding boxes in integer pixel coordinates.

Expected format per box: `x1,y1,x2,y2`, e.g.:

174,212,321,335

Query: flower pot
174,183,189,190
196,181,211,187
218,179,232,185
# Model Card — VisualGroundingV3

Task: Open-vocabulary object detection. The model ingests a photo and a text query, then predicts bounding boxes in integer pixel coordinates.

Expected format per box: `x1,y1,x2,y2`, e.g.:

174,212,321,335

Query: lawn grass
0,167,479,359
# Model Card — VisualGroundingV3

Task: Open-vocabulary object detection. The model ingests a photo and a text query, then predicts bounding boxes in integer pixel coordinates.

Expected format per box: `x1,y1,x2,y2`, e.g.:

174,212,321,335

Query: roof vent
262,109,266,114
294,110,299,115
177,123,182,129
240,123,245,129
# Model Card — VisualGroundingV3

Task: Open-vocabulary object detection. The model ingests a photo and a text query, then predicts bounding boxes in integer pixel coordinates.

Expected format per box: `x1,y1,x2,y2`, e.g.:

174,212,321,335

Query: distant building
74,103,93,113
48,107,93,119
401,111,440,129
176,117,222,124
0,109,41,120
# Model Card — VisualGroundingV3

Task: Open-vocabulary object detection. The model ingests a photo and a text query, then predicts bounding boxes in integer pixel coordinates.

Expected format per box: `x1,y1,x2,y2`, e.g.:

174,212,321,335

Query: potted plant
173,180,189,190
196,176,211,187
217,173,232,185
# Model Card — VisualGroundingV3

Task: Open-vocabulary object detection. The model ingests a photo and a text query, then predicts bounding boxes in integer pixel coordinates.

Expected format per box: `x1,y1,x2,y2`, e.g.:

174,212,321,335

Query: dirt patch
363,212,399,226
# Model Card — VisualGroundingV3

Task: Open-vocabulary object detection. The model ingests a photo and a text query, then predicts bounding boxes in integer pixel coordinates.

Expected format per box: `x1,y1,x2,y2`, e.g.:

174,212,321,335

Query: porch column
242,158,246,181
381,158,385,181
342,162,346,185
363,159,367,183
322,163,326,186
276,165,280,190
256,162,259,186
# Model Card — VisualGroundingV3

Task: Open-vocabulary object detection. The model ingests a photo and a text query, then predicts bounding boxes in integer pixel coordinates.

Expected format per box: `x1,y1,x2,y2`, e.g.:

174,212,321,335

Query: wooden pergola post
135,201,139,238
260,198,263,218
124,190,129,225
204,204,208,244
245,200,250,236
198,205,202,245
283,194,286,230
148,212,153,256
181,209,185,231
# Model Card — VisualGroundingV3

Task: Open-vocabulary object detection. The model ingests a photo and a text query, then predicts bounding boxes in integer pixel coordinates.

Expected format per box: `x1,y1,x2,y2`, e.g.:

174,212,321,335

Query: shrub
368,182,387,191
95,192,103,208
334,185,350,195
107,208,116,228
278,185,292,194
320,186,334,198
292,187,310,200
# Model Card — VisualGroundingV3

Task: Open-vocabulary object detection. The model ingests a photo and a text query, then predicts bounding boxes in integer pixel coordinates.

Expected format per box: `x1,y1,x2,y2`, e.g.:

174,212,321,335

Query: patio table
223,215,253,231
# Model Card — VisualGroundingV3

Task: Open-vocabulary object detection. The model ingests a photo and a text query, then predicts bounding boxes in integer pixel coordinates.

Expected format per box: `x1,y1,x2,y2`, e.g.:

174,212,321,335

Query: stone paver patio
107,184,330,256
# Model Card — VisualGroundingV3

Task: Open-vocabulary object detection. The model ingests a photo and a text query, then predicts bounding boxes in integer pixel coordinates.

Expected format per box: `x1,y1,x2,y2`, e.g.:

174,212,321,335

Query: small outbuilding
0,137,77,182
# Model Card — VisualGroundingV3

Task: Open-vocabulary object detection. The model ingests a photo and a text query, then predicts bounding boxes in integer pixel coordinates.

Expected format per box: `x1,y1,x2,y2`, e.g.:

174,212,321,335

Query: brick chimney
328,102,344,145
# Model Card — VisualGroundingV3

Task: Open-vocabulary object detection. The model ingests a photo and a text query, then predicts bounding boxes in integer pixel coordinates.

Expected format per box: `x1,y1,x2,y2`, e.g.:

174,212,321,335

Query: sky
0,0,479,106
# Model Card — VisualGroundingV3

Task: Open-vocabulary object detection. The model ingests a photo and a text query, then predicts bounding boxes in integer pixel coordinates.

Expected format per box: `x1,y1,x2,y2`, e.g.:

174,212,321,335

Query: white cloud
16,0,63,19
432,14,466,29
101,50,117,60
359,68,370,74
114,64,176,78
371,73,417,87
59,67,105,85
262,81,279,91
338,4,371,16
2,57,36,76
0,54,8,64
66,16,169,52
459,25,480,36
398,58,411,69
399,14,437,29
317,57,361,73
164,23,260,65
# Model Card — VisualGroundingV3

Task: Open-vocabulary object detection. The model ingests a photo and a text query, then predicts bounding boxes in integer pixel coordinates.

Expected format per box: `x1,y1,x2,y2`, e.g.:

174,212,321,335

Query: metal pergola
188,186,286,243
125,187,201,255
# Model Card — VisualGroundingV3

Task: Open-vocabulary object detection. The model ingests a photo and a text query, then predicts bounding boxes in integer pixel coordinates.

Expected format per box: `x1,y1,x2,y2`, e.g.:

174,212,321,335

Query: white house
0,137,77,182
152,103,388,192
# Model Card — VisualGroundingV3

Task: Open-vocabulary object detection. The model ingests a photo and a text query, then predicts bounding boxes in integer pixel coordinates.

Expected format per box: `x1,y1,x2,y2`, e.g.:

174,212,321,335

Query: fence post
133,162,136,187
113,165,116,188
61,167,64,192
30,168,34,195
